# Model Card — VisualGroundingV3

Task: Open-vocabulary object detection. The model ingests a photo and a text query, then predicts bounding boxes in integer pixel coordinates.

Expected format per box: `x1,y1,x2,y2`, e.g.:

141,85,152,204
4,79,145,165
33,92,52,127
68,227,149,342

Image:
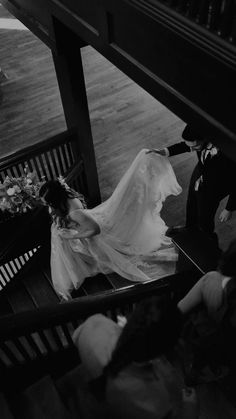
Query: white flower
210,147,218,156
6,187,16,196
14,185,21,193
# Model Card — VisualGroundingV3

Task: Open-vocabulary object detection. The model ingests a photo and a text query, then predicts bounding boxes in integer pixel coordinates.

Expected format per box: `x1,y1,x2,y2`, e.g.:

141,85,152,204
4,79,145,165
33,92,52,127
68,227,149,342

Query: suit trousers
185,165,228,243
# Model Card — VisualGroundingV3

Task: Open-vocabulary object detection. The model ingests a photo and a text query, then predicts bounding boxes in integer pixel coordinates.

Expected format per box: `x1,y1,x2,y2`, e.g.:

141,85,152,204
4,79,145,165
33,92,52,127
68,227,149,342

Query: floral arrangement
0,167,44,220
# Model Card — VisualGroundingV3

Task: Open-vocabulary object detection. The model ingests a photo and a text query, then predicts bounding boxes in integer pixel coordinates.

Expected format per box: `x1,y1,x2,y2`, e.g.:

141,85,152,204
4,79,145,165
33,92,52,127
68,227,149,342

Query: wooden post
52,19,101,207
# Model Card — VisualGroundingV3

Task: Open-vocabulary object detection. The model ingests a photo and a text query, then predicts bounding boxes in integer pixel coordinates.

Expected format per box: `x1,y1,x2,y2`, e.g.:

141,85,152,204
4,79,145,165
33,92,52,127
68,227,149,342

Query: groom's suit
167,141,236,241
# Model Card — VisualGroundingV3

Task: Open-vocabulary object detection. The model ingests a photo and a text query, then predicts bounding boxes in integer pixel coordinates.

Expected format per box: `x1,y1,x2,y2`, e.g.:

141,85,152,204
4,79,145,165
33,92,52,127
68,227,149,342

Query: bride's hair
39,180,86,226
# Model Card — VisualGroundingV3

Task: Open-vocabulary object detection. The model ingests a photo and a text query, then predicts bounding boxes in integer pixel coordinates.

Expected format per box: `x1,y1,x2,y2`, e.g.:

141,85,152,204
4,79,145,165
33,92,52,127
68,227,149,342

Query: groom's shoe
166,225,186,238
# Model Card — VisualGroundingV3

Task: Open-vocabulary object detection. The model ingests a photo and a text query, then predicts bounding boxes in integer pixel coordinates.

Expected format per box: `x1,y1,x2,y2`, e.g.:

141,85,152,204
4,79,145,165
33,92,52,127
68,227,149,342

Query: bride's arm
64,210,100,239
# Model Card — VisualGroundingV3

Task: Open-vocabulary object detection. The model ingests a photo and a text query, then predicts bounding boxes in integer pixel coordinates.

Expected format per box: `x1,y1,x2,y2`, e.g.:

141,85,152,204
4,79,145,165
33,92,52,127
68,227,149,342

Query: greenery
0,167,43,219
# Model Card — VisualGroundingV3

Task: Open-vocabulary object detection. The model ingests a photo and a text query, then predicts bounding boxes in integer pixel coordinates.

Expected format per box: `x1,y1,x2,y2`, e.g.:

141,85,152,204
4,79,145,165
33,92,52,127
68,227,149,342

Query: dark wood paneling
49,0,236,158
57,0,100,34
108,2,236,133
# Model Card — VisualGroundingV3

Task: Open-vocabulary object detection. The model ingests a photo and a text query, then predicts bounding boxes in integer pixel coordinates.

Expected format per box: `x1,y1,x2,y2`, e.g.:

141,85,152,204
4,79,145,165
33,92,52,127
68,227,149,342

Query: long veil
51,150,182,298
88,149,182,255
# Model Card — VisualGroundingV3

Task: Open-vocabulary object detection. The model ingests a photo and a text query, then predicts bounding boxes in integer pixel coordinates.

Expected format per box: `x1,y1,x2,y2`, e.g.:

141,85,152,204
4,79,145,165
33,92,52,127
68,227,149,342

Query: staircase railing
0,275,175,389
155,0,236,44
0,129,88,289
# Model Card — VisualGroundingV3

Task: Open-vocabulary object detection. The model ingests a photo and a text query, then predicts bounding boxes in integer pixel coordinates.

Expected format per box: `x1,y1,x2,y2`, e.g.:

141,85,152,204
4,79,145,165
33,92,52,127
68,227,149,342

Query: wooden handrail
0,275,175,340
130,0,236,61
0,128,77,171
0,127,85,286
152,0,236,44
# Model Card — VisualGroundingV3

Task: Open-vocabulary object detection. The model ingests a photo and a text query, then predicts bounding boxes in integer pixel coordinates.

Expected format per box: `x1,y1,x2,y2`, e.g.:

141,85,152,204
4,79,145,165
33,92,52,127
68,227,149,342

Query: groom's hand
146,148,168,156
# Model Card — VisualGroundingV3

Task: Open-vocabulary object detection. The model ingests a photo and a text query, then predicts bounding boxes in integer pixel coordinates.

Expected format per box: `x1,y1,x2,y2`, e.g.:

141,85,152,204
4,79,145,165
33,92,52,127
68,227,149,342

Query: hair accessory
58,175,70,190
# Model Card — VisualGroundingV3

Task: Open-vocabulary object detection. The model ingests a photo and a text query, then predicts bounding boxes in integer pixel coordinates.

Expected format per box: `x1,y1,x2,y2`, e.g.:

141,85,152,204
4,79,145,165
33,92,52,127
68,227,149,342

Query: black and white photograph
0,1,236,418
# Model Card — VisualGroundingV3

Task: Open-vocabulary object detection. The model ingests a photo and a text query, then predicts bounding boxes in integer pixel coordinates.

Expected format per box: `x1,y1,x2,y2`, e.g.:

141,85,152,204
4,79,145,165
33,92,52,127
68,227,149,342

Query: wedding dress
51,149,182,299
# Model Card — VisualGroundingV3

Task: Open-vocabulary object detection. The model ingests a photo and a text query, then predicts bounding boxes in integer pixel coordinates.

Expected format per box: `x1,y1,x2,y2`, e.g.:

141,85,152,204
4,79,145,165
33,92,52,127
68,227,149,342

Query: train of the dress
51,149,182,299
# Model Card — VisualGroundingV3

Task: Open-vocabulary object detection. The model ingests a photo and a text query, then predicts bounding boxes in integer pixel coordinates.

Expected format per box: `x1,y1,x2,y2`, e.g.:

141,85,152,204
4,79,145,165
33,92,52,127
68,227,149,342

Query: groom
148,124,236,245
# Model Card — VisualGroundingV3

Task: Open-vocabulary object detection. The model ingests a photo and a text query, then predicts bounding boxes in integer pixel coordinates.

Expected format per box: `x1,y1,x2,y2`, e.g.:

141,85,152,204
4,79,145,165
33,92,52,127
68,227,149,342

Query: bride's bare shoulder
68,198,84,213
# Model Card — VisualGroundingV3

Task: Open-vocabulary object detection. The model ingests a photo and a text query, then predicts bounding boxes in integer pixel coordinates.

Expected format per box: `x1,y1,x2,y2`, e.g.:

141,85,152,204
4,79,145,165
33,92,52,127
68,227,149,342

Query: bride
39,149,182,299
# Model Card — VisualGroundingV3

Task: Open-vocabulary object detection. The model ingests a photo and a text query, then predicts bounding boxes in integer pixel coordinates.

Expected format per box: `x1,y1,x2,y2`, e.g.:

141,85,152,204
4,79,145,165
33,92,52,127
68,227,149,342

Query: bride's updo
39,180,85,225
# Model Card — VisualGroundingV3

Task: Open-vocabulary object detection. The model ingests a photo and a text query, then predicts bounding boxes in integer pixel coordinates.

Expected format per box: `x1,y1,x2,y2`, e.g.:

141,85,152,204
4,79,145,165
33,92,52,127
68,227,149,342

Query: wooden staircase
0,368,97,419
0,223,222,318
0,276,236,419
0,246,59,317
0,241,142,317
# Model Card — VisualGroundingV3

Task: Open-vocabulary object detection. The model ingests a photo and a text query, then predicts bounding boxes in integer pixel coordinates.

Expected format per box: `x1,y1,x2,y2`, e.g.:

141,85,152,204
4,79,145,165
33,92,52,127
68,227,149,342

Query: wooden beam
1,0,55,50
52,19,101,206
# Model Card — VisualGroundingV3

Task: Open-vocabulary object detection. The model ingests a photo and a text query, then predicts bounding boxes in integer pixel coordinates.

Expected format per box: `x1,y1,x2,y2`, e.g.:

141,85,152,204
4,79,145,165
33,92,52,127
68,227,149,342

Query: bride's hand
59,228,78,239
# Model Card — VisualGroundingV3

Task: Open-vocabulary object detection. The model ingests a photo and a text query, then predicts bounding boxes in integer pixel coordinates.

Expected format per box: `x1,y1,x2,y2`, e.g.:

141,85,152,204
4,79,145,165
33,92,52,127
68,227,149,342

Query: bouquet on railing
0,167,44,221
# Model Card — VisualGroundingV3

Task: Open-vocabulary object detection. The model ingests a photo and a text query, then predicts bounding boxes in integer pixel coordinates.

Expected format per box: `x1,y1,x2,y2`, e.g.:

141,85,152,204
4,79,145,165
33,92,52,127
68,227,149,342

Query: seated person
178,239,236,379
73,295,198,419
73,313,123,381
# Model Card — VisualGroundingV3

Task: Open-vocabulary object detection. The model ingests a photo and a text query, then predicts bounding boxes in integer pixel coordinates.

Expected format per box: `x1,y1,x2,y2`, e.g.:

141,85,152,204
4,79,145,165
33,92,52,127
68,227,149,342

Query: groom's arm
167,142,191,156
147,142,191,157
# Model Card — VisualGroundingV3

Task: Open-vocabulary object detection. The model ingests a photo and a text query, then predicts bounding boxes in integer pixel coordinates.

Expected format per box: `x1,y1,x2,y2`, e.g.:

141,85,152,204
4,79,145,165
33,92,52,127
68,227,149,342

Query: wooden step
172,228,221,274
0,393,14,419
6,281,36,314
106,272,137,289
40,257,88,299
22,269,60,308
56,364,102,419
71,286,87,298
14,376,70,419
0,296,13,317
81,273,114,296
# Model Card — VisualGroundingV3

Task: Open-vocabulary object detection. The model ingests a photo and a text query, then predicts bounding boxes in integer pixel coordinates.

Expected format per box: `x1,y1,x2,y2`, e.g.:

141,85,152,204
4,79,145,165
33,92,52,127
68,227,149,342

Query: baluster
186,0,199,19
60,144,70,172
37,330,54,353
206,0,222,31
0,266,10,284
196,0,211,25
176,0,190,14
12,338,32,362
49,149,60,178
1,342,19,365
31,157,43,180
54,146,65,175
26,334,44,358
44,151,55,180
66,141,74,165
38,154,49,180
57,146,67,174
221,0,233,37
61,324,74,346
168,0,179,7
229,9,236,43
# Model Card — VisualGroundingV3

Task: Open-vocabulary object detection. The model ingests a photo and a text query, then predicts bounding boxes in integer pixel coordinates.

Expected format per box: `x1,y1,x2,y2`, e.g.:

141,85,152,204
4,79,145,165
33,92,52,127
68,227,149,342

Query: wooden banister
157,0,236,42
0,129,77,173
0,275,178,388
0,276,172,340
0,129,87,288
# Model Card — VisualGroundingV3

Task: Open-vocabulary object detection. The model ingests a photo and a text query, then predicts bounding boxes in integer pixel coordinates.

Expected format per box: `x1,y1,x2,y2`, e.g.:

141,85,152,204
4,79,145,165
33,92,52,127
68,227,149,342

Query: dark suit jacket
167,142,236,211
